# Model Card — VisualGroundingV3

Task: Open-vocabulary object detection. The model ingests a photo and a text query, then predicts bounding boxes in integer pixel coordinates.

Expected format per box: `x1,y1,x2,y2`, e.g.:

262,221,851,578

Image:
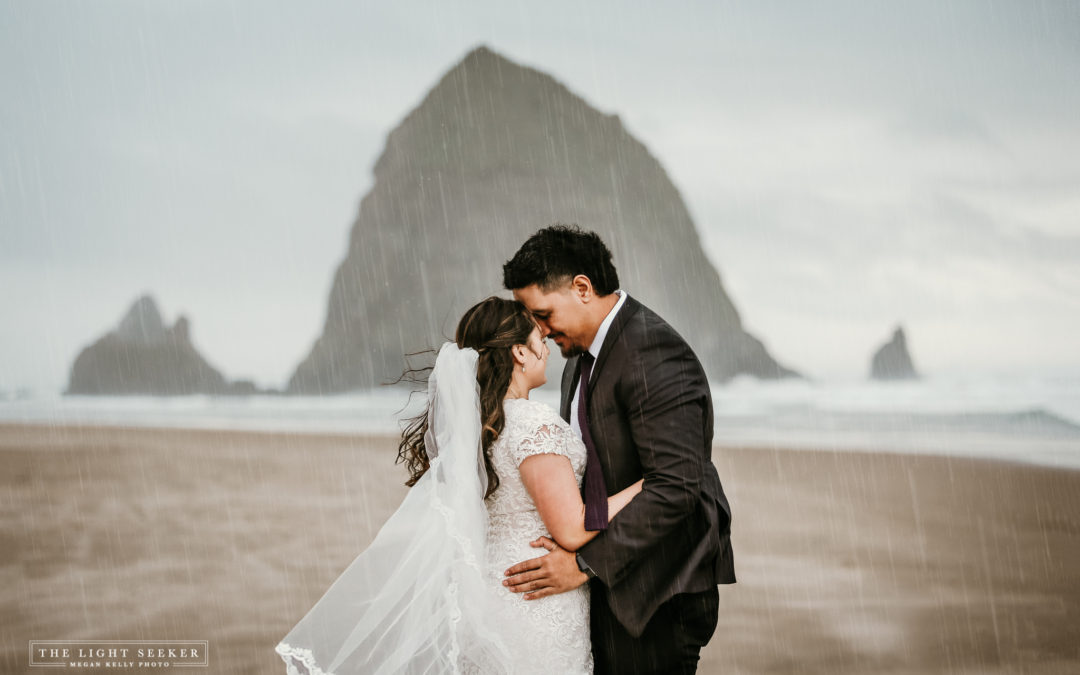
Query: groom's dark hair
502,224,620,295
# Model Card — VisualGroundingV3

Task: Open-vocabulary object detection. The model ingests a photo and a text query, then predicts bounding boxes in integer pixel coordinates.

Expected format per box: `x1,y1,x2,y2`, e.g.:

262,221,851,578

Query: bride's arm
518,454,643,552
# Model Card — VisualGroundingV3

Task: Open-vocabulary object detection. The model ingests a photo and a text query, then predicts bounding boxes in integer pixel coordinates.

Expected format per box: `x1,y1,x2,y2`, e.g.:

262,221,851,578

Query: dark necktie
577,353,608,531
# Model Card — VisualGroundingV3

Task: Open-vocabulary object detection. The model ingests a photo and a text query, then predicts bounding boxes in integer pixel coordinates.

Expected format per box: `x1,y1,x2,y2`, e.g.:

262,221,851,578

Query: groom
502,224,736,674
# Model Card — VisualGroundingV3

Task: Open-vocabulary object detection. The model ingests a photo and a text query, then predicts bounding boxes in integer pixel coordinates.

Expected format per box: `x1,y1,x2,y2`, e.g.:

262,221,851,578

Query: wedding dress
275,343,592,674
483,396,593,674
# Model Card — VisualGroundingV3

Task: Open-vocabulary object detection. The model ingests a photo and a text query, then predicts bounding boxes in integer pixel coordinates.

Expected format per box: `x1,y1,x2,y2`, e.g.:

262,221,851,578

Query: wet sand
1,423,1077,674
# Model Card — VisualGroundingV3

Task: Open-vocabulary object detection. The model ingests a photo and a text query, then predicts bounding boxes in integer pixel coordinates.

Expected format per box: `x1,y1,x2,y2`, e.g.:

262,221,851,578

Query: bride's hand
503,536,588,600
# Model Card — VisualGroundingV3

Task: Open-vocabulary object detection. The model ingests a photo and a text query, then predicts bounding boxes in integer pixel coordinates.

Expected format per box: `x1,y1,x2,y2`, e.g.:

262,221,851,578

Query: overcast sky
2,0,1078,393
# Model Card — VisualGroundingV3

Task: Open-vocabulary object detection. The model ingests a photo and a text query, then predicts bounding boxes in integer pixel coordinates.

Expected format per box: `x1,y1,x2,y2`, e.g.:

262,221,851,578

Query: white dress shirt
570,289,627,440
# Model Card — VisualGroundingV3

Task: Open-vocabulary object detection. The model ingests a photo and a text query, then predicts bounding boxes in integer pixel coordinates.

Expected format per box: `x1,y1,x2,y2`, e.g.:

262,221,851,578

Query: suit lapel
590,294,640,386
560,356,578,422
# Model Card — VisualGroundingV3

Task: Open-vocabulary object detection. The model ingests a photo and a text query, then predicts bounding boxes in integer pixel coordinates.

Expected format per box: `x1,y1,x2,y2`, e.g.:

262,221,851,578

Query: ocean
2,374,1078,470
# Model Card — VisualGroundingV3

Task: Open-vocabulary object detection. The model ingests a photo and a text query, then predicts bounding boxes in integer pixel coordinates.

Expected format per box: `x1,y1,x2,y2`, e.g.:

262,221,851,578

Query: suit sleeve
576,331,710,587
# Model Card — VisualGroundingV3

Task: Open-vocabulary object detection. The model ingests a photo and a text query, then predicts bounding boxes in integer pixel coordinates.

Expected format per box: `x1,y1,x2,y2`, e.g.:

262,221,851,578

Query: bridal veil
275,342,516,674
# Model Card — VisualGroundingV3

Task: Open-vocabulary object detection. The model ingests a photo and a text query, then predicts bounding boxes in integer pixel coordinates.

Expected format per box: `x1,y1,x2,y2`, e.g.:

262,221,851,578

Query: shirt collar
588,289,627,359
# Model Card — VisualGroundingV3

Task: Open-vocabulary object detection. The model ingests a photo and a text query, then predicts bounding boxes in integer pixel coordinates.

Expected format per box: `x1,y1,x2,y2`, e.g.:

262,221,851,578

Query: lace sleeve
510,419,574,467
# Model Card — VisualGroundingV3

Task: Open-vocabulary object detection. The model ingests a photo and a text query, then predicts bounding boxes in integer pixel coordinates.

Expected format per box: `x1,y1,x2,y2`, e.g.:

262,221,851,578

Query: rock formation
870,325,919,380
288,45,796,393
66,295,255,395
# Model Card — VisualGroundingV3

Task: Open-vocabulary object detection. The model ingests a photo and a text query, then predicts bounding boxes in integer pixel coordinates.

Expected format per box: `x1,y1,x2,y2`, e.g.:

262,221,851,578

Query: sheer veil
275,342,516,674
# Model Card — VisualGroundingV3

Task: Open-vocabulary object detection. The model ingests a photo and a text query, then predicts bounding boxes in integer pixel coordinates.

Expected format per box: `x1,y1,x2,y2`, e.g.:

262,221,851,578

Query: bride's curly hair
397,297,539,499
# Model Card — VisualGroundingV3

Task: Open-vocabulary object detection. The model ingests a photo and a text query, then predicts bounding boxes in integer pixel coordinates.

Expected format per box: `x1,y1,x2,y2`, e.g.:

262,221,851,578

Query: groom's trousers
590,584,720,675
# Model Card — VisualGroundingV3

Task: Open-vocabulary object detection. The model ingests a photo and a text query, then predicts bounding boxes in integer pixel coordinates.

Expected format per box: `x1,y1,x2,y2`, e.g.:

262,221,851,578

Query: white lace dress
482,397,593,675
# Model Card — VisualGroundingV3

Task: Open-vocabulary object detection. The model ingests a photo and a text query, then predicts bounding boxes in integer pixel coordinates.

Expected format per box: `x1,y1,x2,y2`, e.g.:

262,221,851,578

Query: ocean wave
2,376,1078,470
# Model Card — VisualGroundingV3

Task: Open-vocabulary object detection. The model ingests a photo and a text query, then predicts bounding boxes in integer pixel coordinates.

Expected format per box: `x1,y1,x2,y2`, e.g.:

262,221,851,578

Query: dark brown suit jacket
564,294,735,637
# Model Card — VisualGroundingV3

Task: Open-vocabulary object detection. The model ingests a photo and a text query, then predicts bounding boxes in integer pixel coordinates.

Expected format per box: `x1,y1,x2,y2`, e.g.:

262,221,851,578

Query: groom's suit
561,293,735,673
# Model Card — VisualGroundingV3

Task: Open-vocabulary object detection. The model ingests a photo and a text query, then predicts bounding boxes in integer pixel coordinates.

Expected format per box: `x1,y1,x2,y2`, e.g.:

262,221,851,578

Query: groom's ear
571,274,595,302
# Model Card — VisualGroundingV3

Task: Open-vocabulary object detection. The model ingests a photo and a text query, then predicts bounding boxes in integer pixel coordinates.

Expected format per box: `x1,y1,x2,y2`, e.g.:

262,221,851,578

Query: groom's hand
503,536,588,600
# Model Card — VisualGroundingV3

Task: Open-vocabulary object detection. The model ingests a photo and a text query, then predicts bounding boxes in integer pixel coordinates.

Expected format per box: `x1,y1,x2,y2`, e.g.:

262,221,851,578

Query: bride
275,297,642,674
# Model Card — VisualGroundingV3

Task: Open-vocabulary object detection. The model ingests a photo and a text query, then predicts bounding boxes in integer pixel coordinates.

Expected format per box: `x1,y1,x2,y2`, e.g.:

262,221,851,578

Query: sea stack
67,295,234,395
870,325,919,381
287,45,795,393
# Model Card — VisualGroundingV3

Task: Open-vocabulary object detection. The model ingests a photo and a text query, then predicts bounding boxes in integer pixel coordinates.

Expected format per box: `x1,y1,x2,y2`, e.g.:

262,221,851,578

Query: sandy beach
1,423,1077,674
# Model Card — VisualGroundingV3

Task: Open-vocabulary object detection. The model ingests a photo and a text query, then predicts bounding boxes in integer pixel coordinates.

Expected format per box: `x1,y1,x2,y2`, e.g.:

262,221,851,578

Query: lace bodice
480,397,592,674
486,397,587,517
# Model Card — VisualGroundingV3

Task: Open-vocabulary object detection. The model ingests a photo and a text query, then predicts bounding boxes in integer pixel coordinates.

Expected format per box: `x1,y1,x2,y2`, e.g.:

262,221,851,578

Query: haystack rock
288,45,796,393
870,325,919,380
66,295,243,395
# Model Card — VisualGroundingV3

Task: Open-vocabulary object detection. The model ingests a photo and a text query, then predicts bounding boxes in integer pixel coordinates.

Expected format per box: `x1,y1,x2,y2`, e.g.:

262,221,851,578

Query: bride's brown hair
397,297,539,499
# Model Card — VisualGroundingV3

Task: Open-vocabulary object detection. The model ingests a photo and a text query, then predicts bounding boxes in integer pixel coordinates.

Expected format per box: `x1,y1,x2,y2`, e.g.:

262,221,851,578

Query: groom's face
512,282,591,358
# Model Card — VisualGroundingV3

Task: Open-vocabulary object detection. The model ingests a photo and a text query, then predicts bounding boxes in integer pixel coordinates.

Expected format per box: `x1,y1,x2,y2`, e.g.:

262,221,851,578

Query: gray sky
2,0,1078,392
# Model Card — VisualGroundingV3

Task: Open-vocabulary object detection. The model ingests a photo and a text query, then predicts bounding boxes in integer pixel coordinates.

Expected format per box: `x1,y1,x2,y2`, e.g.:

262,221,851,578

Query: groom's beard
555,341,586,359
548,332,586,358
